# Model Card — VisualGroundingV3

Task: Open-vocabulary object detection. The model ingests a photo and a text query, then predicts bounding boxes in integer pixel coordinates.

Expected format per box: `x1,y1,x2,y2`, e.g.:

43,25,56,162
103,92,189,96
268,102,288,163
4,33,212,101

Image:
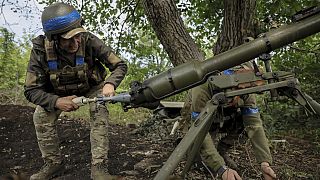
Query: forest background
0,0,319,152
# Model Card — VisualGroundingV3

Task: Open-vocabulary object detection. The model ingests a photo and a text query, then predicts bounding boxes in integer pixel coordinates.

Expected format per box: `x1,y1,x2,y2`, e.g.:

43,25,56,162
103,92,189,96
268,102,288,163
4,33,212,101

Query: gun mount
153,61,320,179
121,7,320,180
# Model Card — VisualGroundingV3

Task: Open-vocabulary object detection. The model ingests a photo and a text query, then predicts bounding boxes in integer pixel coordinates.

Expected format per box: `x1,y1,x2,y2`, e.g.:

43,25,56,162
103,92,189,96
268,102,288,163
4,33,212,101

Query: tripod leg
154,100,219,180
181,104,219,176
304,93,320,115
280,86,320,115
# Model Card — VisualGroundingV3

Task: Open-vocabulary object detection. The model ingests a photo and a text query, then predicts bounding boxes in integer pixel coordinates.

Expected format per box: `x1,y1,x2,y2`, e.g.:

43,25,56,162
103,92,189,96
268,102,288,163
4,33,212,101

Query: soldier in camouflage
191,63,277,180
24,2,127,180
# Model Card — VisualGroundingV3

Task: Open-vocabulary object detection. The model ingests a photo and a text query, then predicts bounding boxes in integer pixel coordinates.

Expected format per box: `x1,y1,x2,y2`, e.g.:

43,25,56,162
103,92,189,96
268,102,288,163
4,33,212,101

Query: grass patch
108,103,152,125
61,103,152,125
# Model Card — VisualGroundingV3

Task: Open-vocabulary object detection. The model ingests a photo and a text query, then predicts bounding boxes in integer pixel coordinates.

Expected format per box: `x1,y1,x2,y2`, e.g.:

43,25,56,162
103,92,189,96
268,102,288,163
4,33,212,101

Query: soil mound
1,104,319,179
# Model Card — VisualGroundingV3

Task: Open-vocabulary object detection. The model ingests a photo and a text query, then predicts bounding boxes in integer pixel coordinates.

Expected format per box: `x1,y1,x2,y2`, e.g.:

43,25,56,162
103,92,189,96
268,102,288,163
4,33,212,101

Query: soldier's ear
81,19,85,26
52,35,59,41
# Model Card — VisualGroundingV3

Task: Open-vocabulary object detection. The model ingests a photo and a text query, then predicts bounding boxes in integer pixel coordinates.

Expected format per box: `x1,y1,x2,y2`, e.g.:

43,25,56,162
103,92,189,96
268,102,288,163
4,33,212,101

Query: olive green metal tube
154,101,218,180
136,13,320,104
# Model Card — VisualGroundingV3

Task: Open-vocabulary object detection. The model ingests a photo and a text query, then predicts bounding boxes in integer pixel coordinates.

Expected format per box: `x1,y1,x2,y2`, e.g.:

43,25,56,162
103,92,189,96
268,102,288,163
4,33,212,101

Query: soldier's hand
261,162,277,180
222,168,242,180
55,95,79,112
102,83,115,97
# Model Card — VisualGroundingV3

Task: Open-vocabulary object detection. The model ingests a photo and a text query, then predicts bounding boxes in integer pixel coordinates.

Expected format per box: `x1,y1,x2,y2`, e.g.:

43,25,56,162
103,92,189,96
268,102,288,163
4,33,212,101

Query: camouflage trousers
33,84,109,165
191,81,272,172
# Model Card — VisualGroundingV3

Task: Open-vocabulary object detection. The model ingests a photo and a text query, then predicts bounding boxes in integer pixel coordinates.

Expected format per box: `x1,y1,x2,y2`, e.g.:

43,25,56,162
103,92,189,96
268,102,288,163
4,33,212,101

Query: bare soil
0,104,320,179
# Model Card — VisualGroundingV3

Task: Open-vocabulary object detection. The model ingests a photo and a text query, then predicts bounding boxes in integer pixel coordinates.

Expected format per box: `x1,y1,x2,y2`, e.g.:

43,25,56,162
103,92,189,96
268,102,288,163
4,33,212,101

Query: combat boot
91,163,122,180
30,162,65,180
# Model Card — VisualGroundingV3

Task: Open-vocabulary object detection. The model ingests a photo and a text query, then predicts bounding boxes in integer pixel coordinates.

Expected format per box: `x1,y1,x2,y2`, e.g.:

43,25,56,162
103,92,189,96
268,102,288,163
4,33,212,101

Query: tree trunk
213,0,256,55
143,0,204,66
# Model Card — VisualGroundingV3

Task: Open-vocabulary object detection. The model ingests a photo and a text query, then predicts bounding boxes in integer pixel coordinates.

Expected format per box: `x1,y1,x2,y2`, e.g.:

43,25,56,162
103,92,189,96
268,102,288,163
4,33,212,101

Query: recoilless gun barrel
127,8,320,107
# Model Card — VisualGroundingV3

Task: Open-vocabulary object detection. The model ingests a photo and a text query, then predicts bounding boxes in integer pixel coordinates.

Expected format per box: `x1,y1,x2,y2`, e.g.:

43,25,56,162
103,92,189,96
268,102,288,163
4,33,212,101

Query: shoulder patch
32,35,46,52
25,72,37,87
108,52,121,65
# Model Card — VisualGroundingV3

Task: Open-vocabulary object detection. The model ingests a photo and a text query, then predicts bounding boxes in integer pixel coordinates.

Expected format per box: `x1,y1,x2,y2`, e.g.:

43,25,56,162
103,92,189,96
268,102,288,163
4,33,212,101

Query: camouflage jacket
24,32,128,112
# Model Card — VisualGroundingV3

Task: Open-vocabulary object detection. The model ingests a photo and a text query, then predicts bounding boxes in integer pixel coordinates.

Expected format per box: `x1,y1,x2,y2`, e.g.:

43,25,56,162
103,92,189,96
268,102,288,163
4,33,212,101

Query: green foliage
0,86,31,105
256,0,319,25
259,94,320,143
0,28,31,89
178,0,223,53
272,34,320,99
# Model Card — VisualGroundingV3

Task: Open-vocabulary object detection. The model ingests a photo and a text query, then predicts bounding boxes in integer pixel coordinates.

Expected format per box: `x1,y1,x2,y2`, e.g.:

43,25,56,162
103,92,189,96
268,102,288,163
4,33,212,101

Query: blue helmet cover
43,10,80,32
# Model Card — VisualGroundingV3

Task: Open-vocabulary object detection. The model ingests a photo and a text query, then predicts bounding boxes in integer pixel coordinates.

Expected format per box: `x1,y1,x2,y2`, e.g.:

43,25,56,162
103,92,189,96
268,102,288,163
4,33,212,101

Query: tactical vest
45,38,90,95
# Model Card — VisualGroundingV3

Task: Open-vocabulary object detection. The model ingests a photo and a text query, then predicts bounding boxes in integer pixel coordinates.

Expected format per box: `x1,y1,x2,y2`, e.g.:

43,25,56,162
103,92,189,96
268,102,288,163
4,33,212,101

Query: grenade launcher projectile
72,93,131,106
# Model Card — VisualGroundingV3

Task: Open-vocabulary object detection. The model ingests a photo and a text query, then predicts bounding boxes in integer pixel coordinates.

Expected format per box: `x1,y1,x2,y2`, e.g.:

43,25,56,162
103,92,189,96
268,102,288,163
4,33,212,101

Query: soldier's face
58,33,82,53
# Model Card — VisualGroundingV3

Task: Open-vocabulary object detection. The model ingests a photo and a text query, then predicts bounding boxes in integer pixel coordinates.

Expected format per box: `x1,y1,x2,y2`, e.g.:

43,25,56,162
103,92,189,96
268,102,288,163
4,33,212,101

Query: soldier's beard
59,45,79,54
67,45,79,54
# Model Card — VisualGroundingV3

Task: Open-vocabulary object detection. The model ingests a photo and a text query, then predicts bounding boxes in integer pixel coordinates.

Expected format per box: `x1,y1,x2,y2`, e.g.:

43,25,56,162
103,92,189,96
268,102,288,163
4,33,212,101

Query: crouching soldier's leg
201,133,226,174
89,100,111,180
242,94,276,179
86,84,121,180
30,105,65,180
191,83,225,176
217,134,239,170
191,83,242,178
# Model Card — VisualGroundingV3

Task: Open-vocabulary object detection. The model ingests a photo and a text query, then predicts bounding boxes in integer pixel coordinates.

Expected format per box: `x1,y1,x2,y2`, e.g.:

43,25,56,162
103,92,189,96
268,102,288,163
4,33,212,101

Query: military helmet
41,2,82,40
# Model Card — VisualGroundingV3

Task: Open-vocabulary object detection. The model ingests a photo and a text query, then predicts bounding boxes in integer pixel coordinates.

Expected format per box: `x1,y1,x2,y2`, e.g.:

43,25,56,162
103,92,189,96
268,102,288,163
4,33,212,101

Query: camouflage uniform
24,32,127,166
190,63,272,174
179,90,193,133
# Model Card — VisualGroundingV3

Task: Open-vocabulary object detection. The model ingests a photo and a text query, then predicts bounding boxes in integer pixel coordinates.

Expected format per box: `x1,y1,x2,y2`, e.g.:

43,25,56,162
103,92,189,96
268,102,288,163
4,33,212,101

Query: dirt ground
0,104,320,180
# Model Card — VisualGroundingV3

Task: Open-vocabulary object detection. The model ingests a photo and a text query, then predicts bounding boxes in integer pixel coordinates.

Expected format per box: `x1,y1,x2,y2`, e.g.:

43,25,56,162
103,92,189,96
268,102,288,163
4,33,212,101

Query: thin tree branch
289,45,319,54
116,0,140,54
